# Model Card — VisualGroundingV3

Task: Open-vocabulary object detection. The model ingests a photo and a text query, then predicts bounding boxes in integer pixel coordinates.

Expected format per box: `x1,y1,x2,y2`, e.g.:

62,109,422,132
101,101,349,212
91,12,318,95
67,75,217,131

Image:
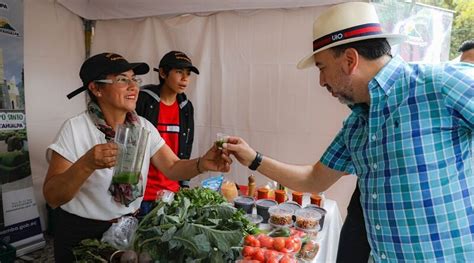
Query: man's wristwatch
248,151,263,171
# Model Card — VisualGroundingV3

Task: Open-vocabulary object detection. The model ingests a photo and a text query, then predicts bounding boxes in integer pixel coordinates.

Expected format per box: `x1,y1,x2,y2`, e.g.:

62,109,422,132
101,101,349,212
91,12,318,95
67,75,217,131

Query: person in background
459,39,474,63
336,181,370,263
135,51,199,218
224,2,473,261
43,52,231,262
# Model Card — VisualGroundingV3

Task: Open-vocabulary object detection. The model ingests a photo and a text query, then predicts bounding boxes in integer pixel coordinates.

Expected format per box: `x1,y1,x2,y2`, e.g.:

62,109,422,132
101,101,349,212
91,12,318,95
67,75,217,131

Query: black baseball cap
67,52,150,99
154,51,199,74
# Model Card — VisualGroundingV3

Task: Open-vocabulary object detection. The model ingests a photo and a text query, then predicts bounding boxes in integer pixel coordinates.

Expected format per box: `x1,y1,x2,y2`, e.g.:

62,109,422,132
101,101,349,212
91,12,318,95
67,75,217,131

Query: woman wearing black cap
43,52,231,262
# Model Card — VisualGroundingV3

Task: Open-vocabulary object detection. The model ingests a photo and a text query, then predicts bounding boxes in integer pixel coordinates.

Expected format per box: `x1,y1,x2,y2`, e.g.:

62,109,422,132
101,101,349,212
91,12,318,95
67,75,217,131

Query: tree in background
418,0,474,59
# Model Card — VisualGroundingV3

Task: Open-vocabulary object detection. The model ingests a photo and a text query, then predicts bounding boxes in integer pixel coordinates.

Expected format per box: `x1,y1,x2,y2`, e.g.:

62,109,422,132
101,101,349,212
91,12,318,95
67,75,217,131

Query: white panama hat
297,2,406,69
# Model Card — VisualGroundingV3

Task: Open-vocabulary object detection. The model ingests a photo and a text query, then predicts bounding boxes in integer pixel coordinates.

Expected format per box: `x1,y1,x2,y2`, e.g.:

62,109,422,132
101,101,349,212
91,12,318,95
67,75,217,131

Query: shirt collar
369,55,405,96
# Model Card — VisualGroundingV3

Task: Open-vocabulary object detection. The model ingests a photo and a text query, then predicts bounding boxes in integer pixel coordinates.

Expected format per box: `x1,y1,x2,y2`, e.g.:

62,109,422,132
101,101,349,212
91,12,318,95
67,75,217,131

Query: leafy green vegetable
133,187,257,262
72,239,118,262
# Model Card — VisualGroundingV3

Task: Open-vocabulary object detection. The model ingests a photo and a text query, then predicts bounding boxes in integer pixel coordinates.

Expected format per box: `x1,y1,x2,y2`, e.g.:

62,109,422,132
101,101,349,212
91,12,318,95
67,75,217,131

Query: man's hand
223,136,257,167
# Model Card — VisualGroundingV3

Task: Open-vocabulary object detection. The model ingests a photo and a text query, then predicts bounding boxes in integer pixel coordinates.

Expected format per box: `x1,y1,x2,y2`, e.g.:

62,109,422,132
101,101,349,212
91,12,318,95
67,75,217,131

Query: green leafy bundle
133,187,257,262
72,239,117,262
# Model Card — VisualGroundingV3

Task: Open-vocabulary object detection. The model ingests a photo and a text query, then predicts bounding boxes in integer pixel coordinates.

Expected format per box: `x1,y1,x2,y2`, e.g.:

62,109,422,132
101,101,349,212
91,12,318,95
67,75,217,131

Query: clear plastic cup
244,214,263,225
112,124,150,185
295,208,322,230
303,204,327,230
215,133,229,149
268,206,293,227
278,201,301,222
278,201,301,214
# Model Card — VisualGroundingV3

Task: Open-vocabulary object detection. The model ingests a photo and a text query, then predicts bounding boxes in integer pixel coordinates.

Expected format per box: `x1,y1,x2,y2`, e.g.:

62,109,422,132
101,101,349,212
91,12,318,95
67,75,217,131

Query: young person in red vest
135,51,199,217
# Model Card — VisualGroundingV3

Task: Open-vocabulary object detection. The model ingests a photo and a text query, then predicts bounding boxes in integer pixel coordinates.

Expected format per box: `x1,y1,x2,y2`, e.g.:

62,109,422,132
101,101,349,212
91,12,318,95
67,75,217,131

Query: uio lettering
332,33,344,41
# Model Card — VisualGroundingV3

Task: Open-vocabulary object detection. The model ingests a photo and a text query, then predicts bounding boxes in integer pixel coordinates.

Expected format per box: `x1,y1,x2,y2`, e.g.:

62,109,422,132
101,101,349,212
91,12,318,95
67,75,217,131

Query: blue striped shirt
321,56,474,261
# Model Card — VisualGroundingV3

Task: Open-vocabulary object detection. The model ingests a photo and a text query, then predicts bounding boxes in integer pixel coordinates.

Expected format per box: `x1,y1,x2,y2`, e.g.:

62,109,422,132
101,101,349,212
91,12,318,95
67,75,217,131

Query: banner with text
0,0,45,255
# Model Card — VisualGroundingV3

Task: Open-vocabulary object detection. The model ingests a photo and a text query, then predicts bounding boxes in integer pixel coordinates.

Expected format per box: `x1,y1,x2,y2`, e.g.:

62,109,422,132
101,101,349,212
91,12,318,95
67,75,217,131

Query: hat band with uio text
313,23,383,51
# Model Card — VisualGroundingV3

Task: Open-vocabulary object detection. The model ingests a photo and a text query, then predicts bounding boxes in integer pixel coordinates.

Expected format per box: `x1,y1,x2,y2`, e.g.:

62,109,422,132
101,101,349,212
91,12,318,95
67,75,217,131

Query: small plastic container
274,189,287,203
303,204,327,230
244,214,263,225
233,195,255,214
292,191,303,205
297,239,320,261
156,189,175,203
310,194,323,207
295,208,322,232
278,201,301,214
257,188,269,199
278,201,301,222
255,199,278,223
268,206,293,227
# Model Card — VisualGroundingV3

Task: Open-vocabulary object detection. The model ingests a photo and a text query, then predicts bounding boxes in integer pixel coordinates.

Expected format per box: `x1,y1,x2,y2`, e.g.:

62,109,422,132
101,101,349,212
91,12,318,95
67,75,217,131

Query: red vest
144,100,180,200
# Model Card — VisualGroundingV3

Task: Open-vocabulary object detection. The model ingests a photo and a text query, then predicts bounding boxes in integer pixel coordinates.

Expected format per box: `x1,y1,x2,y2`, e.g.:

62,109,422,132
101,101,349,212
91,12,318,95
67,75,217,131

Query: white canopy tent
57,0,350,20
24,0,359,231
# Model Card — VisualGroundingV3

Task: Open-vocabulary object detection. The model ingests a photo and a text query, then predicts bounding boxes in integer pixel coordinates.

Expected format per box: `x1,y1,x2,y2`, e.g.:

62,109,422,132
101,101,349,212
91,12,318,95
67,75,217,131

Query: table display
71,187,343,262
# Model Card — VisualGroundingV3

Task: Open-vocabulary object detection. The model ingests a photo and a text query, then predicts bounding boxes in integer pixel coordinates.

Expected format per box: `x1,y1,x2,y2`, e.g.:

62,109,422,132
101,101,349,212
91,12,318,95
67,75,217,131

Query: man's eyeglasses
94,76,142,87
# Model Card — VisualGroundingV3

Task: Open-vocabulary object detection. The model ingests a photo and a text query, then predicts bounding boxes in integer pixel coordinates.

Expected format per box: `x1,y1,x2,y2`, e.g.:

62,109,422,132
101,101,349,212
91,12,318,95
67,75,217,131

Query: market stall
71,186,341,262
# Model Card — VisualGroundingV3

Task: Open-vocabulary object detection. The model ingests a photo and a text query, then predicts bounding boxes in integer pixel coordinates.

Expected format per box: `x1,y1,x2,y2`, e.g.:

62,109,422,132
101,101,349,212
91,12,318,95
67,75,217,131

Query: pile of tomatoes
240,232,304,263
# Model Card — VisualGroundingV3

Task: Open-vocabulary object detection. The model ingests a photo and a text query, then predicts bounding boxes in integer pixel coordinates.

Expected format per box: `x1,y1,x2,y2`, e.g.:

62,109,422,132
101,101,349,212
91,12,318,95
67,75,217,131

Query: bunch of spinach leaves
133,187,256,262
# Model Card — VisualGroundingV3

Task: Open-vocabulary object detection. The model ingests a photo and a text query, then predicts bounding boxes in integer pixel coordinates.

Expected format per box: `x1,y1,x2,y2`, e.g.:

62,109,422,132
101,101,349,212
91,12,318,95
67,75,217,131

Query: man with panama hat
224,2,474,262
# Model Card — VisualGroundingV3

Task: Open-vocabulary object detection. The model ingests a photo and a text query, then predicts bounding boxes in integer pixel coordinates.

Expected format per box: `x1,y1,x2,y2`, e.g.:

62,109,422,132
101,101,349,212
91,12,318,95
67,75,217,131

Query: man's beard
338,95,355,106
325,85,355,106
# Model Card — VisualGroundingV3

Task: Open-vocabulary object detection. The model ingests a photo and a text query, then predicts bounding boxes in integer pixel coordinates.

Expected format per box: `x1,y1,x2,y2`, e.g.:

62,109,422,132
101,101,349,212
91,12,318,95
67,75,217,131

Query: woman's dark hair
330,38,392,60
158,66,172,84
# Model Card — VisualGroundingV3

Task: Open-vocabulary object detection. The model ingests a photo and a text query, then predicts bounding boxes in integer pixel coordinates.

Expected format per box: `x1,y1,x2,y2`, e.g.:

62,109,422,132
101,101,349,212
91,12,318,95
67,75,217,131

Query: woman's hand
200,144,233,173
83,142,118,171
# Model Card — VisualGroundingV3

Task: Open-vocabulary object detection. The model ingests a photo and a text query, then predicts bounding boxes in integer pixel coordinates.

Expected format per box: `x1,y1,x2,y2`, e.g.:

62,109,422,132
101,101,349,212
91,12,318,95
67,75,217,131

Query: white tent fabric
57,0,350,19
25,0,357,231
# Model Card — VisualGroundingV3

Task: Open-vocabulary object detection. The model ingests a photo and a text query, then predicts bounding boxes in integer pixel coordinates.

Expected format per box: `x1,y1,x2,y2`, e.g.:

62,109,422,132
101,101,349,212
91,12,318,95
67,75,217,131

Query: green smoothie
112,171,140,184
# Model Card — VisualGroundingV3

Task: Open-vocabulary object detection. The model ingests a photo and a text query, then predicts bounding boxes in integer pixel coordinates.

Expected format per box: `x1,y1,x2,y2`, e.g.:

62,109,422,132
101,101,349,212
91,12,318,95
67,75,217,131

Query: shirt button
373,163,378,169
381,253,387,260
376,224,381,230
371,135,377,141
372,193,377,199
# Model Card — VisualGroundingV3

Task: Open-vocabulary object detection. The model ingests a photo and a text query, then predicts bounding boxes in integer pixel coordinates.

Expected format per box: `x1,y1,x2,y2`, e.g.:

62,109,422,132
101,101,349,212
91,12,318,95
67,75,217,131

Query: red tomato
252,248,265,262
294,229,306,238
285,238,296,252
266,256,280,263
273,237,286,251
293,238,302,252
244,235,257,246
264,249,278,260
242,246,255,257
258,235,274,249
280,255,297,263
290,228,297,236
251,239,261,248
